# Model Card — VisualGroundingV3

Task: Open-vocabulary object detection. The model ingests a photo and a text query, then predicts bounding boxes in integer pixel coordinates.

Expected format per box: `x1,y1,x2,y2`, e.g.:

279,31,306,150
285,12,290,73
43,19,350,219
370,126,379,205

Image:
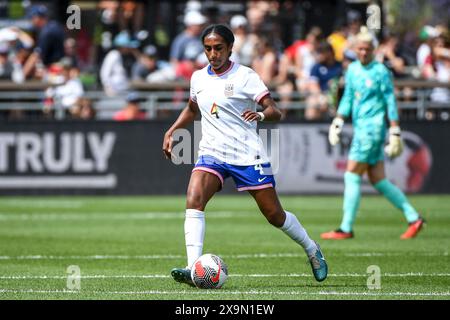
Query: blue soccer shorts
192,155,276,191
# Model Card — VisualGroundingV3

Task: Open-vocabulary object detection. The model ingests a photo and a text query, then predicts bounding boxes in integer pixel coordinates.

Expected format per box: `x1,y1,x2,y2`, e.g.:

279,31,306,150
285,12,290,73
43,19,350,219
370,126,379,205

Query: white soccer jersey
190,62,271,165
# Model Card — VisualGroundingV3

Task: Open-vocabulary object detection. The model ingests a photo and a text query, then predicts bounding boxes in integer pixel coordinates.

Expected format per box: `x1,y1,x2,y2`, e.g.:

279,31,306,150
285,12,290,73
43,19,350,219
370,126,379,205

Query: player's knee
368,173,384,185
264,209,285,228
186,190,206,211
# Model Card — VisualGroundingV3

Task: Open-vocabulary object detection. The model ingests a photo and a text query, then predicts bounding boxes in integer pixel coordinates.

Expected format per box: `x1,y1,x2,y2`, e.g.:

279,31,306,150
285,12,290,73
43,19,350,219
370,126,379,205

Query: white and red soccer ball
191,254,228,289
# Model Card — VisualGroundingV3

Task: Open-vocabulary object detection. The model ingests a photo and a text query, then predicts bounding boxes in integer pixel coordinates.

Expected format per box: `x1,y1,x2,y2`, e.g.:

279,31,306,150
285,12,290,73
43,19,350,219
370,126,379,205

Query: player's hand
241,110,262,122
162,131,174,160
328,117,344,146
385,126,403,158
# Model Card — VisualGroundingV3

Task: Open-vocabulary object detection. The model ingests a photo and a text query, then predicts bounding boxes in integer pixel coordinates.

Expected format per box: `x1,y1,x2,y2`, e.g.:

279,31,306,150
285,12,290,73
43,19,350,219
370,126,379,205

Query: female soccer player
322,28,425,240
162,24,327,285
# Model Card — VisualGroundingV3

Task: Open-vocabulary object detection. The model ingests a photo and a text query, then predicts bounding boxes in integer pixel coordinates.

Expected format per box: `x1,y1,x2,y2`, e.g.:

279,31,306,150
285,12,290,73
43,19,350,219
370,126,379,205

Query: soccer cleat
170,267,195,287
308,242,328,282
320,229,354,240
400,217,426,239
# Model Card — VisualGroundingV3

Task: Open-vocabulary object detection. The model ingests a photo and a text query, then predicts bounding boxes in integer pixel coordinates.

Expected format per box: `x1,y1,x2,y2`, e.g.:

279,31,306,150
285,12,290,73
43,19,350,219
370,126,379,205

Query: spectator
132,44,158,80
64,38,79,69
70,98,96,120
276,27,320,85
185,0,202,13
0,26,34,49
95,1,120,66
342,49,357,71
252,35,278,84
328,23,348,62
0,42,12,79
44,58,84,116
376,31,407,78
273,26,322,117
11,42,32,83
417,25,440,69
246,0,273,33
294,26,323,93
100,31,139,96
0,26,34,83
377,31,415,106
132,44,173,82
344,10,364,51
423,35,450,104
23,4,65,79
229,15,257,67
328,10,365,64
170,10,207,80
113,91,146,121
305,41,343,120
117,0,145,38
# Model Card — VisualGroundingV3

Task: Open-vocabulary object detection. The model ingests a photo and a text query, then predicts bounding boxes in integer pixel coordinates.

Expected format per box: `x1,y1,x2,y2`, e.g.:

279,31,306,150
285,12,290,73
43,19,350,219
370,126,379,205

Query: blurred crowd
0,0,448,121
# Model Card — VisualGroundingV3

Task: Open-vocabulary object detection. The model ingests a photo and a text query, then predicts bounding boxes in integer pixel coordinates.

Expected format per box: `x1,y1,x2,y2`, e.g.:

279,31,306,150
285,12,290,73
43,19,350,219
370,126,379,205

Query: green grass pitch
0,195,449,300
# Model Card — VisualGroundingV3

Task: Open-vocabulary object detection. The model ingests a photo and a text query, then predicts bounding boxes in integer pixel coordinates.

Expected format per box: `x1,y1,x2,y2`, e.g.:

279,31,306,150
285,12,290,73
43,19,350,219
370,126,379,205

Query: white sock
280,211,317,256
185,209,205,269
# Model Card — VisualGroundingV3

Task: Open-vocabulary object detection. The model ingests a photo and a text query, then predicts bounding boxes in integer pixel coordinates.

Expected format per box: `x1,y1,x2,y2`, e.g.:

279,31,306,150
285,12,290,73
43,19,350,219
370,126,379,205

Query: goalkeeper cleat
170,267,195,287
308,242,328,282
320,229,354,240
400,217,426,239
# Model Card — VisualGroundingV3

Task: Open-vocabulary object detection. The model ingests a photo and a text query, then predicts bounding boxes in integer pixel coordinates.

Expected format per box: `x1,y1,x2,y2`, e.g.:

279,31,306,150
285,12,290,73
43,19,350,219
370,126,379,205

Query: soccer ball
191,254,228,289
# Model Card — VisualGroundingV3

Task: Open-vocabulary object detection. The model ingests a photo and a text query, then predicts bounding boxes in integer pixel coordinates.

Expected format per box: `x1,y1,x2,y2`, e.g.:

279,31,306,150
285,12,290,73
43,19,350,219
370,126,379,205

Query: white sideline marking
0,275,170,279
1,273,449,280
0,200,84,209
0,289,449,297
0,252,447,260
0,211,247,221
344,252,449,257
0,254,183,260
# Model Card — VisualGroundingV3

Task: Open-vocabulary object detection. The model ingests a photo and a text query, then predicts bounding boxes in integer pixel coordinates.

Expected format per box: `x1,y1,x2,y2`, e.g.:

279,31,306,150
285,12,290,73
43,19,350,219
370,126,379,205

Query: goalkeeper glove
328,117,344,146
385,126,403,158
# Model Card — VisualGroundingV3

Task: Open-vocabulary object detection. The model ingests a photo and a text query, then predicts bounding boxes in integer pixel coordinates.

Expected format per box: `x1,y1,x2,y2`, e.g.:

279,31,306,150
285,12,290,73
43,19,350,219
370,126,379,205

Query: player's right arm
162,99,199,160
336,65,354,119
329,65,354,146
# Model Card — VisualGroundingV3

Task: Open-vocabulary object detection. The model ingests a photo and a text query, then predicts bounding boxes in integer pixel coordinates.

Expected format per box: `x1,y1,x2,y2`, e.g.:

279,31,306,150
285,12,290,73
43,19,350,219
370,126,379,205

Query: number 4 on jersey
210,103,219,118
254,164,264,175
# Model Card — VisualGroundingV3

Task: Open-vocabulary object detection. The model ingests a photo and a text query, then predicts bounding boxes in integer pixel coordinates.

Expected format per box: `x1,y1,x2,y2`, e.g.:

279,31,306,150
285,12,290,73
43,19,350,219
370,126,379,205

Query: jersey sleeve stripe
255,90,270,103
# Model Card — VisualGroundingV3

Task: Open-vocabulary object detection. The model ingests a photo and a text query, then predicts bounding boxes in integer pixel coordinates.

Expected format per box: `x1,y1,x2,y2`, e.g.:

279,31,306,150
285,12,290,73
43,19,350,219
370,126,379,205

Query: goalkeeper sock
374,179,419,223
340,172,362,233
280,211,317,256
185,209,205,268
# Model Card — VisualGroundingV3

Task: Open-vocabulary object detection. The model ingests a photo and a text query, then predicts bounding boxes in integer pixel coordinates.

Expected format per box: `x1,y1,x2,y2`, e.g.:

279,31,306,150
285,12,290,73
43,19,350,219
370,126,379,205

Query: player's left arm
383,68,399,123
383,69,403,157
383,69,401,131
241,95,282,122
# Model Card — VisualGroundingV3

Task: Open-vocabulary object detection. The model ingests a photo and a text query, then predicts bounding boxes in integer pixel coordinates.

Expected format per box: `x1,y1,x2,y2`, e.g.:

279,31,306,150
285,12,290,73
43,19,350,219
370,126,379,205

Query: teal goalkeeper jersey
337,60,399,140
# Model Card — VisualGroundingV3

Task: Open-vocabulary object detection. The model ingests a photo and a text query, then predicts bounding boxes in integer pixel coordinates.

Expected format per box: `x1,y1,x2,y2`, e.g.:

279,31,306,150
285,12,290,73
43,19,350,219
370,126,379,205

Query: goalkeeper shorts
349,135,385,165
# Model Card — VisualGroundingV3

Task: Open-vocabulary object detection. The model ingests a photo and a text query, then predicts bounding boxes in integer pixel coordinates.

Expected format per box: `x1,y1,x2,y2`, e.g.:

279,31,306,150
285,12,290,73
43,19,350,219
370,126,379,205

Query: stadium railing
0,79,449,120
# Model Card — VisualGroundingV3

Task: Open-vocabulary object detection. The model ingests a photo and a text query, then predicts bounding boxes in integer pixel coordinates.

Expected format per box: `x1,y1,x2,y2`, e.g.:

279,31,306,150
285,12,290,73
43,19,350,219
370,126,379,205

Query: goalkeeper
321,28,425,240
